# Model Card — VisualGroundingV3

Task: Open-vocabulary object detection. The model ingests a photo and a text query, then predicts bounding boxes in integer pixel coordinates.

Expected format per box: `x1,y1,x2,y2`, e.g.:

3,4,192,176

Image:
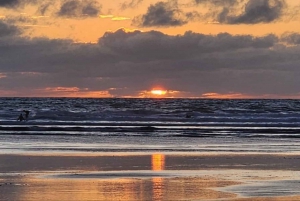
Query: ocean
1,98,300,154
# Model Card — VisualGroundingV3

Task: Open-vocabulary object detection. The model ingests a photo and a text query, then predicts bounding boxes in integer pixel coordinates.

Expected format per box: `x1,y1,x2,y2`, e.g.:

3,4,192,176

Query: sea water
1,98,300,154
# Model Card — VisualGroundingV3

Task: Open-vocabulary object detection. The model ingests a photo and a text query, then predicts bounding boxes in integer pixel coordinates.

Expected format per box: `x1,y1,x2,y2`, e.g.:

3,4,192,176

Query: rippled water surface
1,98,300,154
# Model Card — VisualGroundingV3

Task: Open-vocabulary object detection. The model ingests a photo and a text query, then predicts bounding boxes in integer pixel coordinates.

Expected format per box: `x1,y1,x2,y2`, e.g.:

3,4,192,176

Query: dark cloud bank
0,21,300,97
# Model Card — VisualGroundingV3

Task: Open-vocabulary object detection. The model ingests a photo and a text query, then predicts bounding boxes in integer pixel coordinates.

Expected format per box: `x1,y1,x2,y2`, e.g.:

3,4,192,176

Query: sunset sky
0,0,300,98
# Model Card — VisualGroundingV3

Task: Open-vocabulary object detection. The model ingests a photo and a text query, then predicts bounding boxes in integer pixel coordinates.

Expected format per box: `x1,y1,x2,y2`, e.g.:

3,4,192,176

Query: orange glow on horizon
34,87,114,98
151,89,167,96
201,92,255,99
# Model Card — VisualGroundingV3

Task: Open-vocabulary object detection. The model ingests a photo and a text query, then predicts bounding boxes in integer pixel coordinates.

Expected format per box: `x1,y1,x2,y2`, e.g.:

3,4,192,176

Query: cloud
0,20,20,37
120,0,143,10
281,32,300,45
4,15,37,25
57,0,101,18
0,0,20,8
0,0,37,8
193,0,288,24
37,1,55,15
132,1,199,27
99,29,277,62
1,24,300,97
217,0,286,24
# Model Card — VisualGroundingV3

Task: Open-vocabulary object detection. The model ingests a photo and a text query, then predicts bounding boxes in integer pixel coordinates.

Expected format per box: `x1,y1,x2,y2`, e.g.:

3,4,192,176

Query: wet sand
1,153,300,201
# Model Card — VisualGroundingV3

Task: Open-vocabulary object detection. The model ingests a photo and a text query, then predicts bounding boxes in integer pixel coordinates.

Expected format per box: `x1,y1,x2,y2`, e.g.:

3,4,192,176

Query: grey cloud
58,1,79,17
0,0,37,8
4,15,39,25
1,26,300,96
281,32,300,45
218,0,286,24
185,11,202,21
37,2,53,15
120,0,143,10
132,1,191,27
0,0,20,7
0,21,20,37
82,1,100,16
57,0,101,18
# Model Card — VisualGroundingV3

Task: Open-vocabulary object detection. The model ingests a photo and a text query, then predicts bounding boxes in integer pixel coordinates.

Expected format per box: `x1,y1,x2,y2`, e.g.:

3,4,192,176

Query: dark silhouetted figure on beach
23,110,30,120
17,113,25,121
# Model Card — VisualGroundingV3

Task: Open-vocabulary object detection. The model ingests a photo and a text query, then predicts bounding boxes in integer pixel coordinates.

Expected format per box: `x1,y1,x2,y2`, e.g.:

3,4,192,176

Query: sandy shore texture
1,153,300,201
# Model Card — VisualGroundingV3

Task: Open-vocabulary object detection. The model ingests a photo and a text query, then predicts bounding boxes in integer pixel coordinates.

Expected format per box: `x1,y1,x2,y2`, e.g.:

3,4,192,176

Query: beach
1,153,300,201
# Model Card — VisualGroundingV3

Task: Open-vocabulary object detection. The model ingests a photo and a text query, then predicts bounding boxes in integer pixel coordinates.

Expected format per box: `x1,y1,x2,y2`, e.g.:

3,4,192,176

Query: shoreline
1,152,300,200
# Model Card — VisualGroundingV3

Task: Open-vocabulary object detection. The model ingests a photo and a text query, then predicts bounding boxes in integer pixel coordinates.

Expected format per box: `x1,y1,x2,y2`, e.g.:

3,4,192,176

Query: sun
151,89,167,95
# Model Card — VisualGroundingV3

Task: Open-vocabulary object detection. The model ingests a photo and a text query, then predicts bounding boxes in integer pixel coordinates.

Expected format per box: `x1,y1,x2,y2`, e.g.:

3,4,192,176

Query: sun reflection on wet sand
152,177,163,201
151,153,165,171
8,174,297,201
151,153,165,201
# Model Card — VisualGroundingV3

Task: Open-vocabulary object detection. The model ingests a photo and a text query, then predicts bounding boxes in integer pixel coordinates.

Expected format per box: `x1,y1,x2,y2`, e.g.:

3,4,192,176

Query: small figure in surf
17,113,25,121
186,112,193,118
23,110,30,120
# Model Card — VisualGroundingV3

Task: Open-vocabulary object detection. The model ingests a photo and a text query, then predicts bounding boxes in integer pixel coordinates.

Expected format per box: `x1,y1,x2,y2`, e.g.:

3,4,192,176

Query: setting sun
151,89,167,95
